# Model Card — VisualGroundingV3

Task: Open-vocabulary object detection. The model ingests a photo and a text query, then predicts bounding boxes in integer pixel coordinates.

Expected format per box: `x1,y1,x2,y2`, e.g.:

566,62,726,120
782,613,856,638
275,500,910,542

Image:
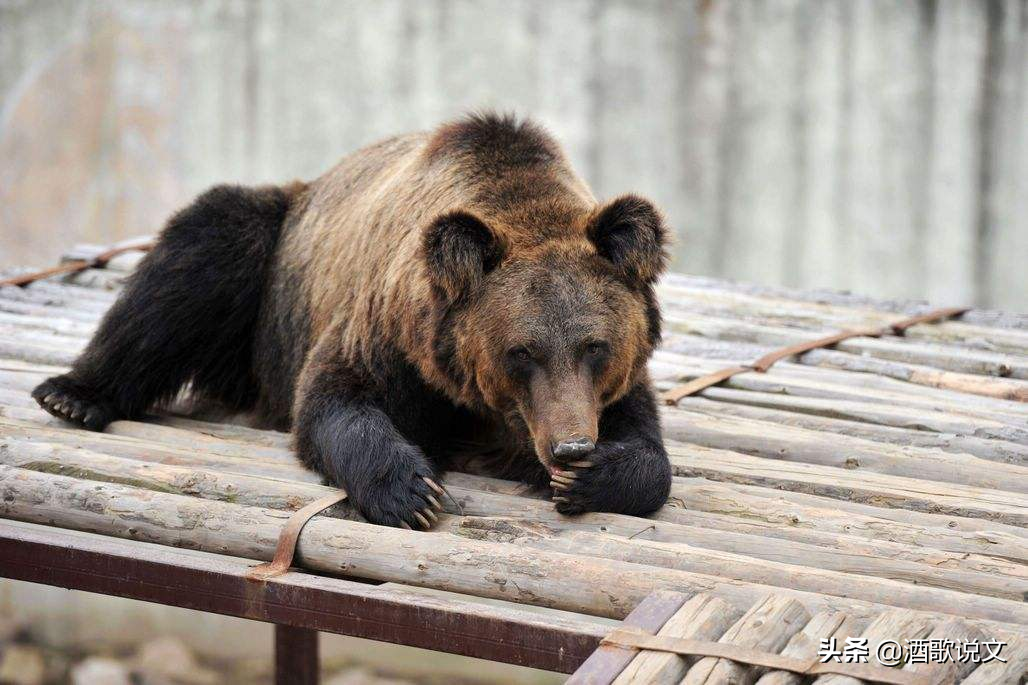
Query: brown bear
32,113,672,528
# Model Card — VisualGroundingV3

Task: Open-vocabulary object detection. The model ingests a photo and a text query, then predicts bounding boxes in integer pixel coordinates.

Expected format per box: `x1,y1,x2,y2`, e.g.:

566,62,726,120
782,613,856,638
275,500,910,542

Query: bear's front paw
347,447,445,530
550,440,671,517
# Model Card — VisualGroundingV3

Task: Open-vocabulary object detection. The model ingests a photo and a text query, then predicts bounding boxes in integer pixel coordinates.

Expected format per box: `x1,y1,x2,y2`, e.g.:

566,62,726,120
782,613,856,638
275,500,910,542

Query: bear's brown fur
33,113,672,528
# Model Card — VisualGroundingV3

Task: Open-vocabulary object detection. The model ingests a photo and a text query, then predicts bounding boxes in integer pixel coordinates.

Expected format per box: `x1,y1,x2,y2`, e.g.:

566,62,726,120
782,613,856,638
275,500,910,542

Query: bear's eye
585,342,606,357
510,347,532,363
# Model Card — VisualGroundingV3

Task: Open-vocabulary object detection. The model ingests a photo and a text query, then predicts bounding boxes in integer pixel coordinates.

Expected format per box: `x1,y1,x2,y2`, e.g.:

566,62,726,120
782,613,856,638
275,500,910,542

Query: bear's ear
423,210,504,301
587,195,669,286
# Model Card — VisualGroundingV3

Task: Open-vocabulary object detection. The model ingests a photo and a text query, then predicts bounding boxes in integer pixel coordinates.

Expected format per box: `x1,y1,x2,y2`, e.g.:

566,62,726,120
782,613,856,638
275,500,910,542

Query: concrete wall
1,0,1026,308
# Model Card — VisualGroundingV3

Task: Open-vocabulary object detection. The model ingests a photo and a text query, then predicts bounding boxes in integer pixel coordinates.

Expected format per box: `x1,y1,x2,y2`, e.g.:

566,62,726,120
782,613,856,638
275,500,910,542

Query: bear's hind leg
32,184,294,431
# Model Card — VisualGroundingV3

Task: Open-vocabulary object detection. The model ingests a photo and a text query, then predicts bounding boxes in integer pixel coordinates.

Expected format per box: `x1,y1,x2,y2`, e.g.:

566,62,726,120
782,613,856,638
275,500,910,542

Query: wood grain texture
1,239,1027,676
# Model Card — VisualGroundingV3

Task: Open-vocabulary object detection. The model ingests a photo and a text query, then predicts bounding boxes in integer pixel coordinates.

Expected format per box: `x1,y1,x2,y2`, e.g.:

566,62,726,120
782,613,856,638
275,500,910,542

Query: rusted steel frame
566,590,686,684
0,522,603,673
276,625,319,685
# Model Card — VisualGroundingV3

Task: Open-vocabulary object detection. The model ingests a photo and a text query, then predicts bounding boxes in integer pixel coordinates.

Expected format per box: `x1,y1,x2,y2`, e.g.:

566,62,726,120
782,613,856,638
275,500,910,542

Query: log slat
1,252,1026,680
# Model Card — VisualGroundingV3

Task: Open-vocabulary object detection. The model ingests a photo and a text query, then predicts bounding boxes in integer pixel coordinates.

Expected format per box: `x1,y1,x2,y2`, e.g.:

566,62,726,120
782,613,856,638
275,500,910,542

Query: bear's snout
552,437,595,462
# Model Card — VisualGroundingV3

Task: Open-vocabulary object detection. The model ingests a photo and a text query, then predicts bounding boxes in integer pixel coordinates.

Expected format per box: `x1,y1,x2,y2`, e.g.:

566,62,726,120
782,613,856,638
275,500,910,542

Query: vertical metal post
275,624,319,685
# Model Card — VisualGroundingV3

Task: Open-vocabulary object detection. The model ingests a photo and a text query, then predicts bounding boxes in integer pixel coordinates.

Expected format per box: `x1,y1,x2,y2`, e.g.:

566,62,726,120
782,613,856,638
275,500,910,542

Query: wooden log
776,363,1028,419
664,313,1028,380
10,281,1028,421
14,404,1020,560
961,637,1028,685
0,388,38,409
64,267,128,290
17,401,1013,562
679,594,810,684
3,466,1026,636
674,385,1028,445
0,421,320,483
0,359,66,376
666,331,1028,401
0,440,363,521
797,349,1028,402
0,336,79,366
448,467,1028,560
7,437,1025,610
667,479,1028,561
613,594,743,685
0,311,96,338
668,442,1028,526
0,286,112,315
657,287,1028,360
0,298,102,323
449,518,1027,621
670,396,1028,466
657,279,1028,348
754,612,860,685
9,404,1027,549
6,418,1025,595
7,412,1025,587
659,273,1028,332
813,610,935,685
652,352,1028,425
23,280,118,303
566,590,686,685
901,618,984,685
661,409,1028,492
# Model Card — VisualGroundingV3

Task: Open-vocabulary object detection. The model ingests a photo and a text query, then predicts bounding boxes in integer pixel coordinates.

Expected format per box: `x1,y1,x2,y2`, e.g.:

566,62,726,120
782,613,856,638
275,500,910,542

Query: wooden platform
1,244,1026,683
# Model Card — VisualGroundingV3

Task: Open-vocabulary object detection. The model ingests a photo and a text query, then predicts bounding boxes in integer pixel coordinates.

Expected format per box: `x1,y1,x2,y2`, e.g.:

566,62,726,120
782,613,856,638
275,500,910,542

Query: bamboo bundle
1,244,1026,682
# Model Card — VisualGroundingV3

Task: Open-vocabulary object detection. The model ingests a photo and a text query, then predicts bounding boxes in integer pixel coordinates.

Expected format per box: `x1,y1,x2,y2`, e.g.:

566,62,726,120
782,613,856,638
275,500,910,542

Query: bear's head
423,194,668,471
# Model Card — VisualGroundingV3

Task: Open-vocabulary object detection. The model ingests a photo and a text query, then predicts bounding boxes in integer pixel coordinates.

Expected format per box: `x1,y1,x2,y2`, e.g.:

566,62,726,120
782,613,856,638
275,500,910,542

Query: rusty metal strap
660,306,970,406
0,242,155,288
657,366,752,405
247,491,348,581
601,629,929,685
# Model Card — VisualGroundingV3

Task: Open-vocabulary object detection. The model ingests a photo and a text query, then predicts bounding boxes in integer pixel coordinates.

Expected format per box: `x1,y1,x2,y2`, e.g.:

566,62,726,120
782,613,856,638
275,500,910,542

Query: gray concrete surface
2,0,1025,308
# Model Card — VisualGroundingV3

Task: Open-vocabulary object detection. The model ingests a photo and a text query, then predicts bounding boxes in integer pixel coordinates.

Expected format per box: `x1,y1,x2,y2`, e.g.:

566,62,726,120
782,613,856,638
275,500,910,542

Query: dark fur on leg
553,382,671,516
32,184,293,430
294,351,458,528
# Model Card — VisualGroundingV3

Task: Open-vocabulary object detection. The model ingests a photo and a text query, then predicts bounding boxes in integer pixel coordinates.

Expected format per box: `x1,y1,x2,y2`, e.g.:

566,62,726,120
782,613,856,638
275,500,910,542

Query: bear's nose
552,437,595,462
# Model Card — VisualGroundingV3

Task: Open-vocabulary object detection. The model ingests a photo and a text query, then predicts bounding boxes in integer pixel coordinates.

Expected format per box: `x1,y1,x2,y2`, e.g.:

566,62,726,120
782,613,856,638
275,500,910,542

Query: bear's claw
551,440,671,517
31,376,120,432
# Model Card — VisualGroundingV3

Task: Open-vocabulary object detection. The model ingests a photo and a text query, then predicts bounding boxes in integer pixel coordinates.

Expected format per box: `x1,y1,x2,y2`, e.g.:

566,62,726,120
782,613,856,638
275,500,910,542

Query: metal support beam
276,624,319,685
0,520,605,673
